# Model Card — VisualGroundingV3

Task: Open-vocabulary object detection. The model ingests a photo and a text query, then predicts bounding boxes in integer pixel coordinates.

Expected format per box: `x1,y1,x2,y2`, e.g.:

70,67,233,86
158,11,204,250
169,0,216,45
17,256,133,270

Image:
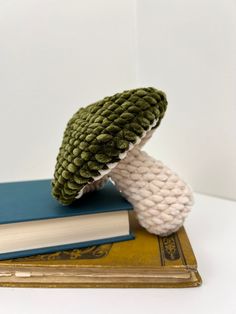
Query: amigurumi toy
52,87,193,236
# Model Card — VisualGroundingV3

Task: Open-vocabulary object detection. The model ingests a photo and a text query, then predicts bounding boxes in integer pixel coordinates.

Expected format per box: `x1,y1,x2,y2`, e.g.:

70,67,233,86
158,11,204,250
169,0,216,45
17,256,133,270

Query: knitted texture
110,148,193,236
52,87,167,205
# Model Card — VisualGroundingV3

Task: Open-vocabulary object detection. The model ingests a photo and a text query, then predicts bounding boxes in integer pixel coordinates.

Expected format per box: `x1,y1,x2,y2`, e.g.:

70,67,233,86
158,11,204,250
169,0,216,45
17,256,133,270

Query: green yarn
52,87,167,205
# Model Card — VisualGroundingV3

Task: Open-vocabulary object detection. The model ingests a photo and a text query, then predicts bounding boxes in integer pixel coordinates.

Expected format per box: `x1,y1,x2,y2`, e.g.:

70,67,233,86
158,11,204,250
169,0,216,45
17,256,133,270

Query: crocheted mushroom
52,87,193,236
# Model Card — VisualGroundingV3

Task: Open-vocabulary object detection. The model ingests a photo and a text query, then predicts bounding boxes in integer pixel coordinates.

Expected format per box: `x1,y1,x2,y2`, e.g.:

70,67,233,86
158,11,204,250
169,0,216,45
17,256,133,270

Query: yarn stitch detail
109,148,193,236
52,87,167,205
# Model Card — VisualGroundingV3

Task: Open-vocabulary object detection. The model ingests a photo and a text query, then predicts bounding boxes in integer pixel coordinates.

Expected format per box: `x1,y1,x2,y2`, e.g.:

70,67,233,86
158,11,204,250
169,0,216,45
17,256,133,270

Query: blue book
0,179,134,260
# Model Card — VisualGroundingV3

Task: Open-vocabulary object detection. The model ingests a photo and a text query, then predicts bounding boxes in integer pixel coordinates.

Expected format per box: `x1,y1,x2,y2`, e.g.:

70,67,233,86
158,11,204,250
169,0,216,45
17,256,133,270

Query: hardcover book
0,179,133,260
0,213,202,288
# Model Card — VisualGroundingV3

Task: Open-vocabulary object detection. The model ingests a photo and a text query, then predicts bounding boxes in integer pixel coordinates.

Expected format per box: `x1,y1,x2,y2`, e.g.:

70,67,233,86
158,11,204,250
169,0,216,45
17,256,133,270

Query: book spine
158,230,187,267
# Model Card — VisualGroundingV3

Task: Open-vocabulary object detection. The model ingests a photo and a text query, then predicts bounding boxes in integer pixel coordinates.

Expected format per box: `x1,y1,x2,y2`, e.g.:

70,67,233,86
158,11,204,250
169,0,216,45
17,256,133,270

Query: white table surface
1,193,236,314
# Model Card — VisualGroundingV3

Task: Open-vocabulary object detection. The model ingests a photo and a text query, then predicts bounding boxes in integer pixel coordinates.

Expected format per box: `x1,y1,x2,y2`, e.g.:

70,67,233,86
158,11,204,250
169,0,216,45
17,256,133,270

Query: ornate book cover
0,214,202,288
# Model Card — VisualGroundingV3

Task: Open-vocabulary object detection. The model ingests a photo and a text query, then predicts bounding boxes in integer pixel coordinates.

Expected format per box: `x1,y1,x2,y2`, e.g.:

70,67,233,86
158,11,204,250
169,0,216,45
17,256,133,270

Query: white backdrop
136,0,236,200
0,0,137,182
0,0,235,200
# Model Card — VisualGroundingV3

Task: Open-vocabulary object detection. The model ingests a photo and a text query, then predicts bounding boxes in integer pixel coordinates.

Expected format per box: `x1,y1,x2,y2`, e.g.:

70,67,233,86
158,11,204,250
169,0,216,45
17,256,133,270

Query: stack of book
0,179,201,288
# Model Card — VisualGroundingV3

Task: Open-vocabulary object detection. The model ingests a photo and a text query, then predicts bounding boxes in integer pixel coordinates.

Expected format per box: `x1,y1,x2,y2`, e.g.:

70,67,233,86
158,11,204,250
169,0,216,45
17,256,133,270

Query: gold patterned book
0,214,201,288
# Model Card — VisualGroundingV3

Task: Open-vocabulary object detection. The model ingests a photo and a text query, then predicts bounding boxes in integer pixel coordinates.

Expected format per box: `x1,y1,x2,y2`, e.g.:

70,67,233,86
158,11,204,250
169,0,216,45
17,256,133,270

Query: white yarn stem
109,148,194,236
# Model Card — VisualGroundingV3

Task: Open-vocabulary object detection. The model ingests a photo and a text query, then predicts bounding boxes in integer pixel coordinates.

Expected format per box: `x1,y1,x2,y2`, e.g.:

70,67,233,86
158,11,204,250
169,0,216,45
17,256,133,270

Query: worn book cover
0,214,202,288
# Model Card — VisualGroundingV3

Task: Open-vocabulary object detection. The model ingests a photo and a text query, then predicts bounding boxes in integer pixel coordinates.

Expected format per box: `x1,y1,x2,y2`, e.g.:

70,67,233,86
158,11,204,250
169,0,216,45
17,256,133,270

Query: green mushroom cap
52,87,168,205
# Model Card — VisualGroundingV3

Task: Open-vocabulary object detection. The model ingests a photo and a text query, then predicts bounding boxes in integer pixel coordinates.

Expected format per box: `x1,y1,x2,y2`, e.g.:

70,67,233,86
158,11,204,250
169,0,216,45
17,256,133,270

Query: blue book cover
0,179,134,260
0,179,132,224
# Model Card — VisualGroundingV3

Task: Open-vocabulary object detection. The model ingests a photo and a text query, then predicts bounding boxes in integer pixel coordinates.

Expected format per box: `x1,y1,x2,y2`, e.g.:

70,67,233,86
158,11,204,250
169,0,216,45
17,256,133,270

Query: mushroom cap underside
52,87,168,205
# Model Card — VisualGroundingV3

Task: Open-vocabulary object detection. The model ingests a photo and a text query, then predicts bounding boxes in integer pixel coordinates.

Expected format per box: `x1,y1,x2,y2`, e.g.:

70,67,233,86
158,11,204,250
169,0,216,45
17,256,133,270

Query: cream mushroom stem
109,147,194,236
